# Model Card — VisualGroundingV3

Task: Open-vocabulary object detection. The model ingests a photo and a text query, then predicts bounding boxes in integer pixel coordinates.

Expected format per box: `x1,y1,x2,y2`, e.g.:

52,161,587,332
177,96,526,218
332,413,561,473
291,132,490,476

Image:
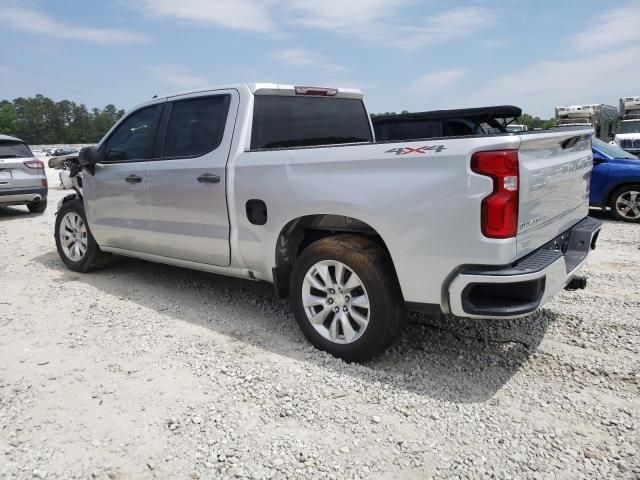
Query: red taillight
294,86,338,96
471,150,519,239
24,158,45,169
42,178,48,188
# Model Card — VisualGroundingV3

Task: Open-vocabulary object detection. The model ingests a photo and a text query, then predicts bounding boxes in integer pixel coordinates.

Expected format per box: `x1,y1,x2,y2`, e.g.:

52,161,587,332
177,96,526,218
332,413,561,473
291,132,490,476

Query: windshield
617,121,640,134
593,138,638,159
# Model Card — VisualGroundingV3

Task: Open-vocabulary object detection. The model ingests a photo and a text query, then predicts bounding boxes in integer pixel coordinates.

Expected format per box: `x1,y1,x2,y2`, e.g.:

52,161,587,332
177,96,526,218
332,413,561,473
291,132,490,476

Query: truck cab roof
146,83,363,104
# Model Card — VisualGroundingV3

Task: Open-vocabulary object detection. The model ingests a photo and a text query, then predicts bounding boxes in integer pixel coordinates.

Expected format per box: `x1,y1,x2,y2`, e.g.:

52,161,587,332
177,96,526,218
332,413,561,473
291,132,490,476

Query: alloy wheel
59,212,88,261
615,190,640,220
301,260,371,344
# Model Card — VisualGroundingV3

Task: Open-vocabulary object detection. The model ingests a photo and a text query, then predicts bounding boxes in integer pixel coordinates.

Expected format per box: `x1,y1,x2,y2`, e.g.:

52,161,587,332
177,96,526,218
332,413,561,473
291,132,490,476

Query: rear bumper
448,216,602,318
0,187,48,205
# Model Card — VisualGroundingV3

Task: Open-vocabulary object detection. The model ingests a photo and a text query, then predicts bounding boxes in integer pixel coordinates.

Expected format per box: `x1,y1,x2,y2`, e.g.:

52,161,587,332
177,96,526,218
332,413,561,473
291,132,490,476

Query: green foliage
0,101,18,133
516,113,556,130
0,95,124,144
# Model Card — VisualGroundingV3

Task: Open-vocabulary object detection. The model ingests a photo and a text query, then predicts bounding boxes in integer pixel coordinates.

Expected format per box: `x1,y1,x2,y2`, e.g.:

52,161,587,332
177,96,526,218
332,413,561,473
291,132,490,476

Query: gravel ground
1,175,639,480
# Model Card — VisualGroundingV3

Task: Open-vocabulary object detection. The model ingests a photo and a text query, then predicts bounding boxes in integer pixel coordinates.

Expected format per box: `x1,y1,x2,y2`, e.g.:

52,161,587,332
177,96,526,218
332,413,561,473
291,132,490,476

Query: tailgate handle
124,175,143,184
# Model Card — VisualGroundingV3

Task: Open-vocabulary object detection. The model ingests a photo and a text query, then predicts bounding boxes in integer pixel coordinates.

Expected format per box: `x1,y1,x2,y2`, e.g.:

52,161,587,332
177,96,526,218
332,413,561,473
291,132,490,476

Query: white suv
0,134,48,213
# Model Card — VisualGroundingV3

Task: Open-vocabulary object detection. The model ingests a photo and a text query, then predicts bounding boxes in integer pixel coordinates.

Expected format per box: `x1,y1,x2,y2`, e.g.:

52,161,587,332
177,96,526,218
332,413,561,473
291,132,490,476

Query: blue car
591,138,640,222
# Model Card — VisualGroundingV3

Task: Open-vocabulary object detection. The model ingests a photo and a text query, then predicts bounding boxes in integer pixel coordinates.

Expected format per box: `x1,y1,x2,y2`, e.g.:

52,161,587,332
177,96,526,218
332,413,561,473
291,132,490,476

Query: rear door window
162,95,231,158
251,96,373,150
0,141,33,158
103,104,162,162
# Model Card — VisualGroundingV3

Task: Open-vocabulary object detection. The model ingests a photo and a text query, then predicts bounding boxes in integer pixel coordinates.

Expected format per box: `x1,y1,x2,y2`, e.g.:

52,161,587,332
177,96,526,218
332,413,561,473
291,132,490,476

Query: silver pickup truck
52,83,601,361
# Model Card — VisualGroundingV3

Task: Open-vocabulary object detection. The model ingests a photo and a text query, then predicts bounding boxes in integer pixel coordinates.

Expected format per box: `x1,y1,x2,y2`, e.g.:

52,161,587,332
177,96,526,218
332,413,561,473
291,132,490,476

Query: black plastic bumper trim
0,187,48,198
462,216,602,277
461,277,546,317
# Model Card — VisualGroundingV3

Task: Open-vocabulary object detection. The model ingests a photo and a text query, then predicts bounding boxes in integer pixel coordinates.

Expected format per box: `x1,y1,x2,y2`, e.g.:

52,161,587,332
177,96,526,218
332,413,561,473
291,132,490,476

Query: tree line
0,94,125,145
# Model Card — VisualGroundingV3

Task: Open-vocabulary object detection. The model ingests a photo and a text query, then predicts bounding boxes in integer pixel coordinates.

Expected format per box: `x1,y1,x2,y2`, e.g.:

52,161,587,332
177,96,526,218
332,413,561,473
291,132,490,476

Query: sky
1,0,639,118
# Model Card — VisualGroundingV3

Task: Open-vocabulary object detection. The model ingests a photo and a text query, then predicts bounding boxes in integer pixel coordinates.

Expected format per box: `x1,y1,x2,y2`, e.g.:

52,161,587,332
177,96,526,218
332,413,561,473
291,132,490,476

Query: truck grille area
620,139,640,149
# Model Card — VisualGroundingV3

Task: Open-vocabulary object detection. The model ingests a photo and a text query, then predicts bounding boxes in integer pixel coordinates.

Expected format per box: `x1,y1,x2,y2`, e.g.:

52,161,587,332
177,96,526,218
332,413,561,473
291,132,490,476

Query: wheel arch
605,179,640,206
56,193,82,214
272,214,396,299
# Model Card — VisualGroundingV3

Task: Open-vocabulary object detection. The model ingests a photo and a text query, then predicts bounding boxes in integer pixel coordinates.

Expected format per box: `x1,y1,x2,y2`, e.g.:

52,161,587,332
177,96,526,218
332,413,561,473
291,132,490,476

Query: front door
83,103,163,252
144,90,238,266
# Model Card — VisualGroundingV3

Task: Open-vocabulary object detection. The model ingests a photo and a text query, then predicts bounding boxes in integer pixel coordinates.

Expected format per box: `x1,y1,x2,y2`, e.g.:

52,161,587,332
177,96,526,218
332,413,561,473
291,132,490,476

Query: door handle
197,174,220,184
125,175,143,184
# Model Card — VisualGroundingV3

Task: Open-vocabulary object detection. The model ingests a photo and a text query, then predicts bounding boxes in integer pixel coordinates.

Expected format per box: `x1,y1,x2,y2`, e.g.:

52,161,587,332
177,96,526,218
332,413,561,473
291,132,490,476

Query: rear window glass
0,141,32,158
163,95,231,158
251,96,373,150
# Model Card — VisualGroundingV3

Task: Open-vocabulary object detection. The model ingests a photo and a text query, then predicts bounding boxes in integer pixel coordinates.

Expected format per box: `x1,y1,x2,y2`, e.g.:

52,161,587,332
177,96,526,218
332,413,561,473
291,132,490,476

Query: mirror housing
78,145,100,175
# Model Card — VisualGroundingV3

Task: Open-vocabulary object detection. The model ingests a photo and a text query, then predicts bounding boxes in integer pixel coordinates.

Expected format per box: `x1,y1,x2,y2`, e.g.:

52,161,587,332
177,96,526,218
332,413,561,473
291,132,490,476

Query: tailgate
516,128,593,257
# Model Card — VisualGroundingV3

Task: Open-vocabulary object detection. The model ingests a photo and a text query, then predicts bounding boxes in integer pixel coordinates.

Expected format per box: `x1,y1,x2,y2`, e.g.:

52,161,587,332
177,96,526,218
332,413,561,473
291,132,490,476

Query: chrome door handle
125,175,142,184
197,174,220,184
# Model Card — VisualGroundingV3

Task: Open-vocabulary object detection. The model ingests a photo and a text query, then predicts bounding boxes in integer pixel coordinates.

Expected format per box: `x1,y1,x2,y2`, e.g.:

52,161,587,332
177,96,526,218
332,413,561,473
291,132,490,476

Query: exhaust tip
565,276,587,291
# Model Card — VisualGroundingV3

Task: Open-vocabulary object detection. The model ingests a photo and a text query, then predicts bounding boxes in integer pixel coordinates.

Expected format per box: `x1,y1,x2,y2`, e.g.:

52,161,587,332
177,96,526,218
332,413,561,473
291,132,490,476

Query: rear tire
289,235,406,362
27,199,47,213
610,185,640,223
54,198,111,272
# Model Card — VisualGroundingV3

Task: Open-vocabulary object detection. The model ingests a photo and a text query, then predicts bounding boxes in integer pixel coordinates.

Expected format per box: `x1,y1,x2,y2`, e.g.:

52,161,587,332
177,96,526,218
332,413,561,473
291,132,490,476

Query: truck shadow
34,251,551,404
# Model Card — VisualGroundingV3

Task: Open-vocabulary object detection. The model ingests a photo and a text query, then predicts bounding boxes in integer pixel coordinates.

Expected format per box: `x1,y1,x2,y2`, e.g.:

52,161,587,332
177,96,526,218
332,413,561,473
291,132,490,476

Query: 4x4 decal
385,145,446,155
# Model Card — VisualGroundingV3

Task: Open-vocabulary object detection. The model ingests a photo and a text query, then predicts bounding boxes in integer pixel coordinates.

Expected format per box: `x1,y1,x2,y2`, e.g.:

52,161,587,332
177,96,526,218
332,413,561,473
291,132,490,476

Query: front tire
54,198,111,272
27,199,47,213
290,235,406,362
610,185,640,223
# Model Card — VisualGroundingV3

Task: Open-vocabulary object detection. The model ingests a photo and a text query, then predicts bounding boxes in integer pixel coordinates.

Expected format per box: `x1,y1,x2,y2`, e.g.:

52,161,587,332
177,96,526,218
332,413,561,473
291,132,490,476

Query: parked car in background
0,134,48,213
505,124,528,133
52,148,78,157
591,138,640,223
615,96,640,155
555,104,617,140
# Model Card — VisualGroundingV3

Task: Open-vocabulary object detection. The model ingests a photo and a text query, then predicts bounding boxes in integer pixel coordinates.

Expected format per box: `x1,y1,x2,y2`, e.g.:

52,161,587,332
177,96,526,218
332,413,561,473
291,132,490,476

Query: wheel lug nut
329,288,335,294
344,295,350,302
327,298,334,305
334,306,340,313
343,306,348,312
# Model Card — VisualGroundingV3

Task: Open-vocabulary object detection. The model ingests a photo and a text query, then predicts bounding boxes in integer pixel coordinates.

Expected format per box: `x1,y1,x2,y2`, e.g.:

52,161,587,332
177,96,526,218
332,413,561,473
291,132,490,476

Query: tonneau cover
372,105,522,124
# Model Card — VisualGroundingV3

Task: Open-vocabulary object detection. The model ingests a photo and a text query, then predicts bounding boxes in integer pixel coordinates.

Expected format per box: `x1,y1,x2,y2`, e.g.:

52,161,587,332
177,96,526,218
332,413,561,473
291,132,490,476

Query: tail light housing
471,150,519,239
24,159,45,169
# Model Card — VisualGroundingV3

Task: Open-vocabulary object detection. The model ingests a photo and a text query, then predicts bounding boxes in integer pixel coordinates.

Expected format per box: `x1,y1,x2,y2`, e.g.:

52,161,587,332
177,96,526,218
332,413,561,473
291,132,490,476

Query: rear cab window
251,96,373,150
0,140,33,159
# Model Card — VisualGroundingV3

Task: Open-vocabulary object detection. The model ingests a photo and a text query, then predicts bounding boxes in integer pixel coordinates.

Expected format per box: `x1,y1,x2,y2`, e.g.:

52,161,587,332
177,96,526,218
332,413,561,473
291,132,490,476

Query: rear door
143,90,238,266
83,103,163,251
0,140,40,192
516,129,593,256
